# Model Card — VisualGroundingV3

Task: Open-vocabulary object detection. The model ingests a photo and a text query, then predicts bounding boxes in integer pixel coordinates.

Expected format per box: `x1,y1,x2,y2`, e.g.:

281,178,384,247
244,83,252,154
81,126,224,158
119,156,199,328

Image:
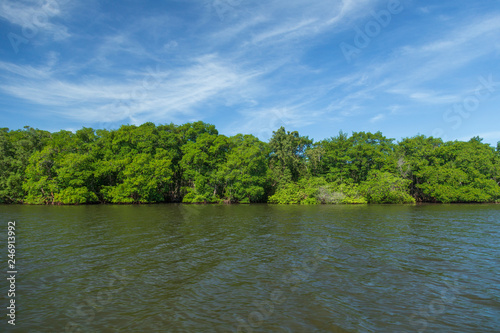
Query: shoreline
1,201,499,206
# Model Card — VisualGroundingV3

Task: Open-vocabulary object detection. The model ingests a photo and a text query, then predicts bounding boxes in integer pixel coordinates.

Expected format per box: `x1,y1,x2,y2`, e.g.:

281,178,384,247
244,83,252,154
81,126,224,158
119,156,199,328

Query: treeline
1,122,499,205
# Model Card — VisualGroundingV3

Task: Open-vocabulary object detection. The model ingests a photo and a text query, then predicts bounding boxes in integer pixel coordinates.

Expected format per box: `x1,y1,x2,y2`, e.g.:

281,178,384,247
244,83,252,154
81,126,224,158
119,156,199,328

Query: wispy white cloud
0,0,387,129
249,18,319,44
389,15,500,85
384,90,460,104
228,105,320,141
209,0,380,51
324,12,500,118
459,131,500,143
0,61,53,79
0,54,264,124
0,0,499,142
0,0,70,40
370,113,385,123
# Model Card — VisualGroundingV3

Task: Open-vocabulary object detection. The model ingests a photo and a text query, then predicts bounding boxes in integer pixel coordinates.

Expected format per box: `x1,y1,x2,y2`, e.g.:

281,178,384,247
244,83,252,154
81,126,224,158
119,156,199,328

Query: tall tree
269,127,312,186
217,134,270,203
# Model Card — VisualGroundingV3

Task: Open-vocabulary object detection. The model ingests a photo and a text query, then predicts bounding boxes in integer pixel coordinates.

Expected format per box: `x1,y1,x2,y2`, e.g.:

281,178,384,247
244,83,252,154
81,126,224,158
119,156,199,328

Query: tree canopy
1,123,499,205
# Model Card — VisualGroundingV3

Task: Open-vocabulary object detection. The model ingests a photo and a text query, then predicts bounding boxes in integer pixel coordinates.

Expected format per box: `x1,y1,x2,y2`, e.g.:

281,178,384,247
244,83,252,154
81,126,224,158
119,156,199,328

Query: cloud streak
0,0,499,144
0,0,70,41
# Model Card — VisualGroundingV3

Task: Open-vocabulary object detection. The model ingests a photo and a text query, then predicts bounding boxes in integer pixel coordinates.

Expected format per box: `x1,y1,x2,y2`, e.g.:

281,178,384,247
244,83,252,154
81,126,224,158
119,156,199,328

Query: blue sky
1,0,500,145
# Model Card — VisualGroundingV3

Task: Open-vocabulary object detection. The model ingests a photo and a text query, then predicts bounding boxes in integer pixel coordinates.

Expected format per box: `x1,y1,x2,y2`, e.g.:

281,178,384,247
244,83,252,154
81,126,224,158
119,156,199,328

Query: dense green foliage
1,123,499,204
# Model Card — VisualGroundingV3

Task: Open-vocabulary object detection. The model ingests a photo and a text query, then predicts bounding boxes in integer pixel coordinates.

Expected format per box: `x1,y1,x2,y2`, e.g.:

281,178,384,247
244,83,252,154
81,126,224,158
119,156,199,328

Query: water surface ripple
0,204,499,332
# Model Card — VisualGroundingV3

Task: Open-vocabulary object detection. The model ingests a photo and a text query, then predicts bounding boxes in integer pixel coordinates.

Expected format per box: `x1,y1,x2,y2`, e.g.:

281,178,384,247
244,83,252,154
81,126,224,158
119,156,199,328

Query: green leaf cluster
1,123,499,205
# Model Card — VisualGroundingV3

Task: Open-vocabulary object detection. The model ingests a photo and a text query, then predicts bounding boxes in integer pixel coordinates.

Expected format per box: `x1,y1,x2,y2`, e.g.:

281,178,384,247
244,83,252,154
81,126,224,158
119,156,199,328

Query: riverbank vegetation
1,122,499,204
